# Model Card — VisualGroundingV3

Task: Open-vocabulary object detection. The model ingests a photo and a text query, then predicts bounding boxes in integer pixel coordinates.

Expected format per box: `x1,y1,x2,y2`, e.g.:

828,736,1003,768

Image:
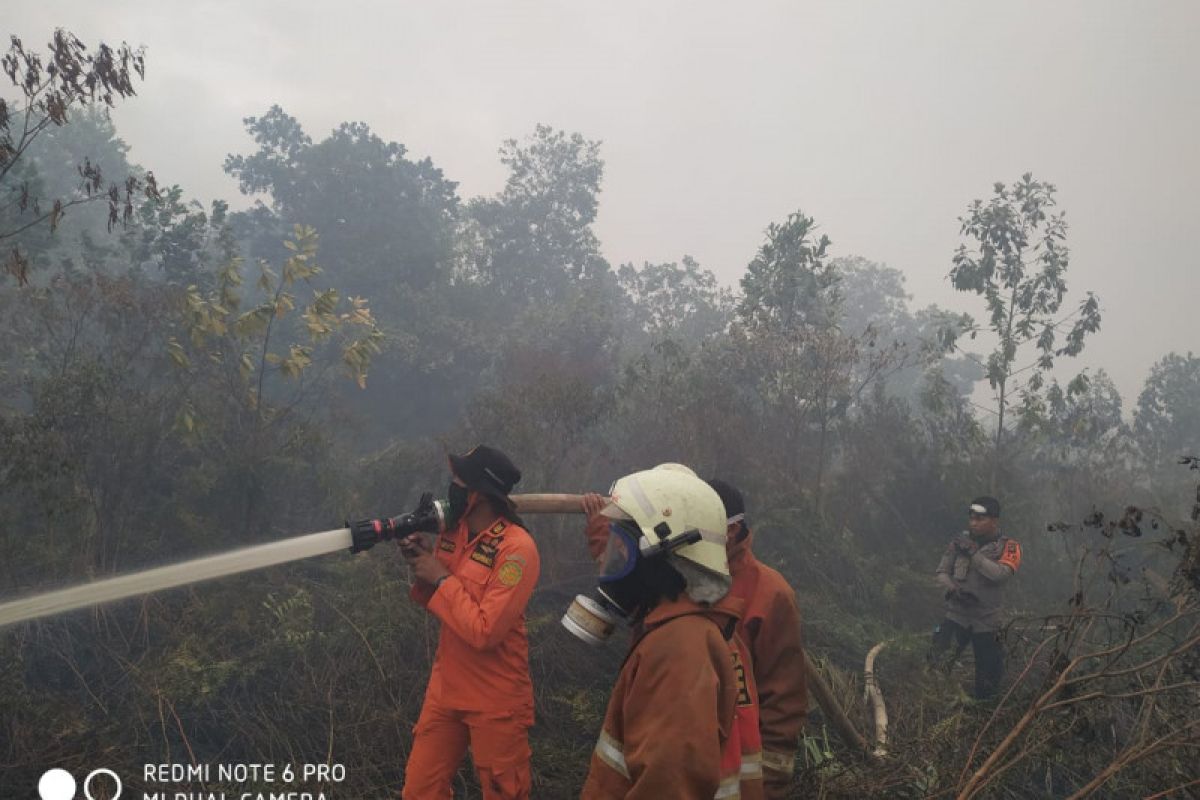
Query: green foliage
738,210,836,334
1135,351,1200,467
1,96,1193,800
464,124,607,299
945,174,1102,484
173,224,383,407
224,106,459,297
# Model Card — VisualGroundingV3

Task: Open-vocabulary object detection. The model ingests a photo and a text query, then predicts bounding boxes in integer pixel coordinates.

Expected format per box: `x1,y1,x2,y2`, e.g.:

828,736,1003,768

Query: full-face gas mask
560,466,730,645
561,519,702,645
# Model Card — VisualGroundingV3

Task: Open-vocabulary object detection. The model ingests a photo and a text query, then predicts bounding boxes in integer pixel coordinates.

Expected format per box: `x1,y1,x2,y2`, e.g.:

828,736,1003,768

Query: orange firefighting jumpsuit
584,520,765,799
580,594,747,799
727,530,808,798
403,516,540,800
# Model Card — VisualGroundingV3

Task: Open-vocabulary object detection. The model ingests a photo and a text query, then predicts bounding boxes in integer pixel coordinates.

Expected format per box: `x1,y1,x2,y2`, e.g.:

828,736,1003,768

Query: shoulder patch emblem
490,520,508,536
438,538,456,553
497,560,523,587
998,539,1022,571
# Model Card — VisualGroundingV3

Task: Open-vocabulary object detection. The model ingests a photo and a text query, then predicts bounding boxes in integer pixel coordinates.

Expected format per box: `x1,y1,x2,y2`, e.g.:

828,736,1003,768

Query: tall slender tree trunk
991,282,1020,493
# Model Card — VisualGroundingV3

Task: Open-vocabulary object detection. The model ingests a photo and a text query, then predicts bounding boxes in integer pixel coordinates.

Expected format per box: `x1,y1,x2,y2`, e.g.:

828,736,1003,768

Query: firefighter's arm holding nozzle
401,533,450,586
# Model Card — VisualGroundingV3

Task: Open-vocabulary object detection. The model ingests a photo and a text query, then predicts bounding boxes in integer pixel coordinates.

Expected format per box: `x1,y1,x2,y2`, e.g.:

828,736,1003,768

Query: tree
1024,369,1139,519
224,106,459,297
1,30,158,285
617,255,733,346
738,211,837,333
735,212,904,507
946,173,1101,487
464,124,607,300
1135,351,1200,467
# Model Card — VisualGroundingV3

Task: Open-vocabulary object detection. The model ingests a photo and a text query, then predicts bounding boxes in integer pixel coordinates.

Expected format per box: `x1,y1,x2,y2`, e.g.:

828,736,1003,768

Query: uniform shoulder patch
998,539,1022,571
497,560,524,587
489,520,508,536
438,538,456,553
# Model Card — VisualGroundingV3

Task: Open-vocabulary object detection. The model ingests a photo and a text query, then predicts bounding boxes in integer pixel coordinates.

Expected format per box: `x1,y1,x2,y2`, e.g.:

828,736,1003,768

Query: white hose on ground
864,640,890,757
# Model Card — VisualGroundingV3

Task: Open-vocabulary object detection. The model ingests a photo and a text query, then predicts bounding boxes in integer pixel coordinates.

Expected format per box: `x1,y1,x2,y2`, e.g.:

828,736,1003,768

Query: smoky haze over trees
1,28,1198,800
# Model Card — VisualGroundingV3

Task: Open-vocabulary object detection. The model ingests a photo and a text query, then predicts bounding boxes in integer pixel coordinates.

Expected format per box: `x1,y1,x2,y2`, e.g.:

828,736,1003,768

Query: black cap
707,478,746,524
969,496,1001,518
449,445,521,499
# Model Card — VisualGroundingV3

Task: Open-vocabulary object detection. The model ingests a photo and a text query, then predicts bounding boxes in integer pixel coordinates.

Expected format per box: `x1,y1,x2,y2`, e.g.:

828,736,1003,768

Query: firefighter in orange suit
563,465,752,799
400,445,540,800
582,476,806,798
708,479,807,797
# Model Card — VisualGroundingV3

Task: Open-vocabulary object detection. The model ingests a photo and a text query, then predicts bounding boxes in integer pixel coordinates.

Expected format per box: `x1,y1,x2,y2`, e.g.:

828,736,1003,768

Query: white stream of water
0,527,353,628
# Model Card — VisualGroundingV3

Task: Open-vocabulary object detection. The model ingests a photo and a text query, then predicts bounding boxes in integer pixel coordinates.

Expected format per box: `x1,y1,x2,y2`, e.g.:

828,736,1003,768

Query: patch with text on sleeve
732,648,752,707
470,539,498,568
998,538,1022,571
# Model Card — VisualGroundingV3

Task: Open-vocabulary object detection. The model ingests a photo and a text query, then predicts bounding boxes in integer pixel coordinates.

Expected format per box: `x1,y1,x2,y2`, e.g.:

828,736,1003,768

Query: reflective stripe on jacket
580,595,743,800
586,517,805,797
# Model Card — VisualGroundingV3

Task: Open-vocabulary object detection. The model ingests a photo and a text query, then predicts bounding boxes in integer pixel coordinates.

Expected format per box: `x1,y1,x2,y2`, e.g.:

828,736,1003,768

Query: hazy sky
10,1,1199,407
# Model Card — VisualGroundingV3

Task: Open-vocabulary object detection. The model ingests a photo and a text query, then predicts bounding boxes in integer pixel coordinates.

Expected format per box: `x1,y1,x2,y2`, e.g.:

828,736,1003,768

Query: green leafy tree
736,212,904,507
465,124,607,301
946,173,1101,486
224,106,459,297
738,211,837,333
617,255,733,346
171,225,383,410
1135,351,1200,466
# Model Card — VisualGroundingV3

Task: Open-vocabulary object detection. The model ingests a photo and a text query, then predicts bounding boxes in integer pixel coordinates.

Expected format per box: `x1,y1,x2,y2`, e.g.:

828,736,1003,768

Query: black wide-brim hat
449,445,521,509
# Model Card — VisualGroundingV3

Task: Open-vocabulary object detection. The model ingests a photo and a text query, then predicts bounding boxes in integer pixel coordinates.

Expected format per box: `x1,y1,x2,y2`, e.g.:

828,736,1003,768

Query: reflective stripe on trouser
715,774,741,799
741,751,763,780
761,749,795,776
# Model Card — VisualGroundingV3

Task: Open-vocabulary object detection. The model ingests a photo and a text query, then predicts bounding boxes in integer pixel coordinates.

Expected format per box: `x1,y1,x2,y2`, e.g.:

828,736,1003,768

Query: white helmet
604,465,729,576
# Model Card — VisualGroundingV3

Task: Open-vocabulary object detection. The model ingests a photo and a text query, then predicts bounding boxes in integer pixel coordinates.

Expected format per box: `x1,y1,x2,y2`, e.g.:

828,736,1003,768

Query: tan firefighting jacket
727,531,808,797
580,594,745,800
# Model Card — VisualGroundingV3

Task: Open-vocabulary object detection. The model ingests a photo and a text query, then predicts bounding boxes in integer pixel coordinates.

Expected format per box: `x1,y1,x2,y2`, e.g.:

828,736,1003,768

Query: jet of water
0,527,353,628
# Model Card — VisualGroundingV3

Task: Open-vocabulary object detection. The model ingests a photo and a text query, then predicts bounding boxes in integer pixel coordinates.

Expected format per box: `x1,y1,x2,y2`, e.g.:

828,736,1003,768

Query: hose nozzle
350,493,447,554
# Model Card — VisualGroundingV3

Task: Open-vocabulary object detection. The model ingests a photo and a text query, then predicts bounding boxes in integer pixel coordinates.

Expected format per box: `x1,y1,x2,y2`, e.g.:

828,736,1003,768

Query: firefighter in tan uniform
583,476,806,798
563,465,750,799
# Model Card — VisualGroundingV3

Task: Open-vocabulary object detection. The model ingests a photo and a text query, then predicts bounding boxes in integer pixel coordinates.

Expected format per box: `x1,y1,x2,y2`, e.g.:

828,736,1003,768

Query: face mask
561,522,689,645
446,482,470,530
